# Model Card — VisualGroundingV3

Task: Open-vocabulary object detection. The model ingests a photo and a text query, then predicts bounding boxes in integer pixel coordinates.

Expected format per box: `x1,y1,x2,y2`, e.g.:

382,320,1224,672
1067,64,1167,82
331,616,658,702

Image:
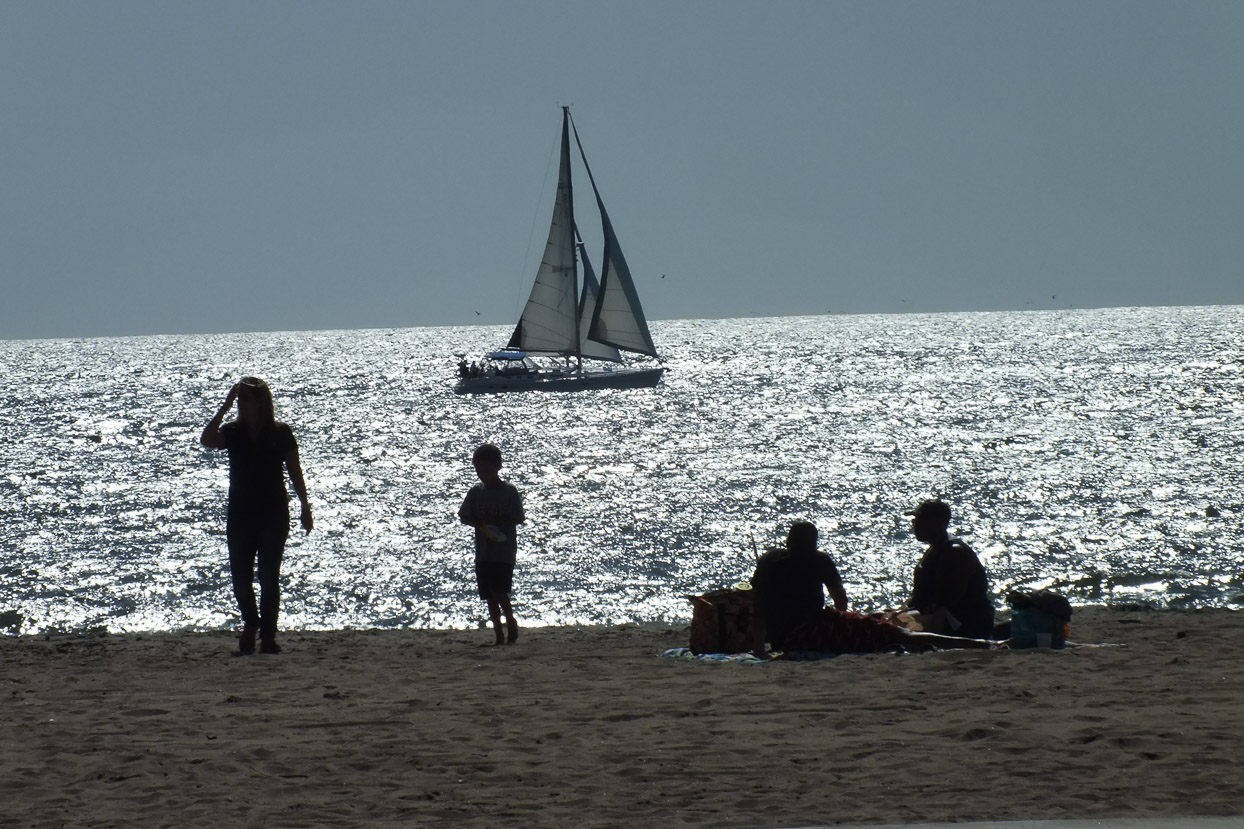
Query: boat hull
454,366,665,395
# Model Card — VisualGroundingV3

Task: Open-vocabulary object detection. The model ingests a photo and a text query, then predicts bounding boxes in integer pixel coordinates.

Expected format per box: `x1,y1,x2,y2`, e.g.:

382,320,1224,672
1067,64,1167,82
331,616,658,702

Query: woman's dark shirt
220,420,297,511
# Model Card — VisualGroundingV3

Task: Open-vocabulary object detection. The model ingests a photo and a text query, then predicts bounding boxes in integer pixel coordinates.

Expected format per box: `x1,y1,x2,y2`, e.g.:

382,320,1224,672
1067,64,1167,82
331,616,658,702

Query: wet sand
2,607,1242,827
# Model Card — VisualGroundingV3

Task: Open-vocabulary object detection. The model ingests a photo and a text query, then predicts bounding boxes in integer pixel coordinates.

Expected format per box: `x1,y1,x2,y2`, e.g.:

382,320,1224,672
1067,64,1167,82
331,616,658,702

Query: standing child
458,443,525,645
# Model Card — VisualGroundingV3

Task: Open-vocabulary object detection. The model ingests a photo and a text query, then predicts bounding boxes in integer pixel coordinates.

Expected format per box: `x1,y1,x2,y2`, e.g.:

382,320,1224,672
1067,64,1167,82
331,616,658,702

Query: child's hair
472,443,503,467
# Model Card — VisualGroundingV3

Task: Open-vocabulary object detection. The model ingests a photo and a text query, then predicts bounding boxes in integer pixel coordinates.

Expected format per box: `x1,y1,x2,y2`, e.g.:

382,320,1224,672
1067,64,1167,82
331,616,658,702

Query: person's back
910,537,993,639
750,522,846,649
461,479,523,565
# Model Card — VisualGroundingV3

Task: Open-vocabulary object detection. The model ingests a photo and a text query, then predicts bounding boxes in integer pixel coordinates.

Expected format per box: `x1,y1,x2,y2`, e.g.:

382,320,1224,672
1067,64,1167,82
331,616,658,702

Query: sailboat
454,108,665,394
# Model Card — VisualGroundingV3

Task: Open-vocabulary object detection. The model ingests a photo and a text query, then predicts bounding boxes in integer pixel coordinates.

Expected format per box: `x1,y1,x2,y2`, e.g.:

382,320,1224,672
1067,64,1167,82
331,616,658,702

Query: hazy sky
3,1,1241,339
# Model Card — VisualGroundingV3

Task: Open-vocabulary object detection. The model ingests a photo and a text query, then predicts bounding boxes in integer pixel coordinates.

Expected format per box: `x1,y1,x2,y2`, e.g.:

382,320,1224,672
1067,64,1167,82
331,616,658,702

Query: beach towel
662,647,769,663
782,608,908,654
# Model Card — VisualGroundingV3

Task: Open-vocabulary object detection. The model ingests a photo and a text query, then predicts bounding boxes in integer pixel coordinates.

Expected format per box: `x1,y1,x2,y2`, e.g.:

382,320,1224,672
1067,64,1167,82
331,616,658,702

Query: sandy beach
3,607,1242,828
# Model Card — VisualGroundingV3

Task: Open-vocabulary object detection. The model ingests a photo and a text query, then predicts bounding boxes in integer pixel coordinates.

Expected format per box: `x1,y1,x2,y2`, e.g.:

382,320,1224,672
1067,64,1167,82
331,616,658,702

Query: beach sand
3,607,1242,828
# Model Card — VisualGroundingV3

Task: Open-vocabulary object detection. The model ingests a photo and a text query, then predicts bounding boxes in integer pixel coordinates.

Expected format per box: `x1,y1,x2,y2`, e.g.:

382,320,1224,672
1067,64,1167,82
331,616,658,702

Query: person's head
907,499,951,544
472,443,503,482
786,521,818,553
236,376,275,427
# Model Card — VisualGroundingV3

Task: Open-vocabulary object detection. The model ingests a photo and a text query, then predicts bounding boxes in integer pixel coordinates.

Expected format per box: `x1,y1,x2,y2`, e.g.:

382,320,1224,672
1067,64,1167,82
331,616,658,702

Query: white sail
569,117,661,358
577,246,623,362
507,113,579,355
587,212,660,357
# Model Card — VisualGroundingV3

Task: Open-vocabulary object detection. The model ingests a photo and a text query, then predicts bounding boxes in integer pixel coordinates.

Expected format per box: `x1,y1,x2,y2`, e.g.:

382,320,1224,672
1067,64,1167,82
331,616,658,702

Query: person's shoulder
945,538,982,561
815,549,840,567
755,546,787,566
271,421,297,447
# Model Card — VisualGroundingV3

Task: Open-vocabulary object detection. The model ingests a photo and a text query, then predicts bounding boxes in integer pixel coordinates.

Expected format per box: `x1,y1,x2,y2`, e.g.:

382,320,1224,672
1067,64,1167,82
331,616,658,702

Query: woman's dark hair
238,376,276,427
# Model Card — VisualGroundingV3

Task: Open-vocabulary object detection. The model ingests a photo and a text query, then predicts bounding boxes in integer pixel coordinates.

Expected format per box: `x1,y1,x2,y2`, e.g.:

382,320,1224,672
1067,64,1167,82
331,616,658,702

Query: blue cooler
1010,608,1067,649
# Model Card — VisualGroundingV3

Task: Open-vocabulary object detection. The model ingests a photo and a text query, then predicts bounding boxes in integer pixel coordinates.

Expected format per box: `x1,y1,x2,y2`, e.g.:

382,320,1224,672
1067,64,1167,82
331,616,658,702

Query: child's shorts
475,561,514,599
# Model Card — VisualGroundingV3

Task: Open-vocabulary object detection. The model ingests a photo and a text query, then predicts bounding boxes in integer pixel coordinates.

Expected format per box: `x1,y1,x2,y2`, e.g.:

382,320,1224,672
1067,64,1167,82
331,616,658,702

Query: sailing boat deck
454,108,664,394
456,355,665,394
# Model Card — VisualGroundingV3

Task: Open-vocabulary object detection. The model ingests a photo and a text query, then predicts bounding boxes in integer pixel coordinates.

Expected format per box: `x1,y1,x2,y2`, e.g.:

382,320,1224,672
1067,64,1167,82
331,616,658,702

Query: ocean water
2,306,1242,636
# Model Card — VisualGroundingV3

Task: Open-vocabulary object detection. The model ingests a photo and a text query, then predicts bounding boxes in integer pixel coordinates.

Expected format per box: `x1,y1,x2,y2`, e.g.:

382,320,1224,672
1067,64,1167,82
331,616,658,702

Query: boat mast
563,106,583,372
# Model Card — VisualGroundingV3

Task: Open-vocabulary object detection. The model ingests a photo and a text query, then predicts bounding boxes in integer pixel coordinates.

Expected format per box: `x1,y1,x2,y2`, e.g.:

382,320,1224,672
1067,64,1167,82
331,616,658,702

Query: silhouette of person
904,499,994,640
201,377,312,654
458,443,525,645
750,522,848,650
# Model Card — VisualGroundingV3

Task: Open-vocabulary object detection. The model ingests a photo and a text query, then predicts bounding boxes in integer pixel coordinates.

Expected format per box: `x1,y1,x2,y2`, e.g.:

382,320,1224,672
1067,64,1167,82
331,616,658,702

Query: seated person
903,499,996,640
750,521,848,651
750,521,991,656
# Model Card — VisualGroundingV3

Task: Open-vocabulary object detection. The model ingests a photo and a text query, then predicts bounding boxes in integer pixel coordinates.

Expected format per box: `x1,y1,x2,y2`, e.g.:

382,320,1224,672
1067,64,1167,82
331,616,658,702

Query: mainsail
507,112,578,355
508,108,657,363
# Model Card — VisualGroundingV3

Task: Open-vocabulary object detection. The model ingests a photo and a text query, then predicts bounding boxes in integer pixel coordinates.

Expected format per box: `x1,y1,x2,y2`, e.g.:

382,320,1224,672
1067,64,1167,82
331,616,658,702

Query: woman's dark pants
227,506,289,641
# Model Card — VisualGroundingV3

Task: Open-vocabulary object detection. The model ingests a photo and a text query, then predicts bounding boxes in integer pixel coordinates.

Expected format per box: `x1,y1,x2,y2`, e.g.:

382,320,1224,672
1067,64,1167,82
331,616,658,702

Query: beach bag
1007,590,1072,649
686,587,756,654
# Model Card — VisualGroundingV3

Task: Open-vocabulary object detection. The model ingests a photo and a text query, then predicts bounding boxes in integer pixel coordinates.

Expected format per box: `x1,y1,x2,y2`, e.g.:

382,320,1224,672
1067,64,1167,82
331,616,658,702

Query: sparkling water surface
2,306,1242,635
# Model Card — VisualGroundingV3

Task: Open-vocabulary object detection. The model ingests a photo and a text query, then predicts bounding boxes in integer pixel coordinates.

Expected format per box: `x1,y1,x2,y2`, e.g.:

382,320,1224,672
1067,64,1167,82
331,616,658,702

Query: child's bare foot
506,619,519,644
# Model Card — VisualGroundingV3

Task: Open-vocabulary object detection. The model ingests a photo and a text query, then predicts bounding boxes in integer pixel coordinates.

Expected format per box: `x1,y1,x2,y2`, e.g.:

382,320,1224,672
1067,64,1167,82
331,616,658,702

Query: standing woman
201,377,312,654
